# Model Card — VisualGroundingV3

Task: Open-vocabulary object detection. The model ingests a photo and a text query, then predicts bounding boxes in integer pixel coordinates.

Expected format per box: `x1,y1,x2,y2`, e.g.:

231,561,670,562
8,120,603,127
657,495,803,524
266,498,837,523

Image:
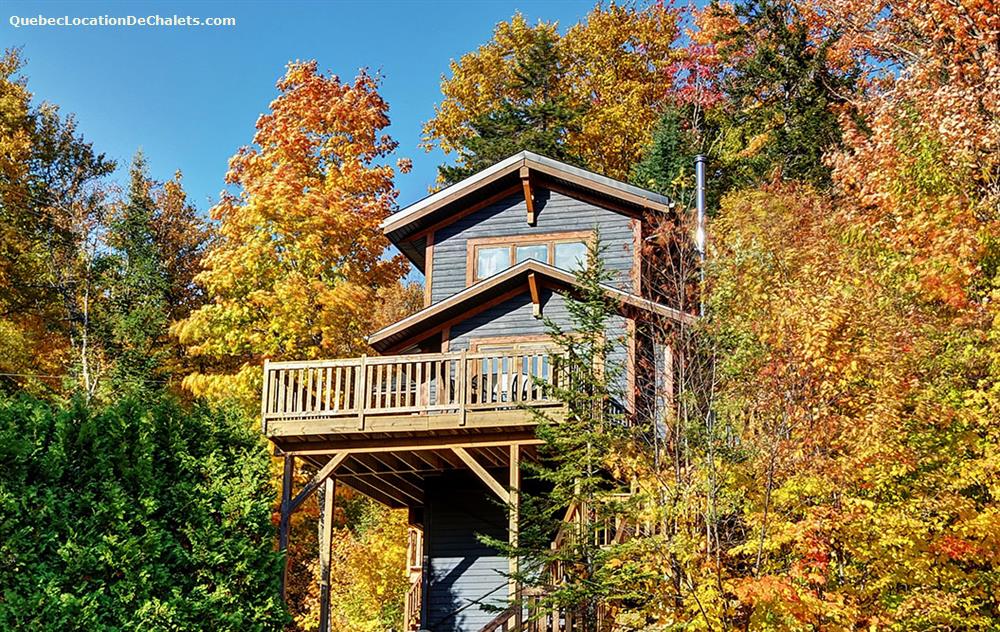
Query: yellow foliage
422,4,681,181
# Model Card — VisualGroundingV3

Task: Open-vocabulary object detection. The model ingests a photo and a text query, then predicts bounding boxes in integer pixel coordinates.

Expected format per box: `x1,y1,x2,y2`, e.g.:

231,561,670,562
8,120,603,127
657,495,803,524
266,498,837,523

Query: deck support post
279,454,294,599
318,477,336,632
509,444,522,627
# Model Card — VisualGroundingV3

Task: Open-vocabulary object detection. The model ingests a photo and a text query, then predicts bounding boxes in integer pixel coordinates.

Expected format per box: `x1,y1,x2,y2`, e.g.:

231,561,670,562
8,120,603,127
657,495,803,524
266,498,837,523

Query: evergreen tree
706,0,856,188
632,107,699,200
496,238,635,630
0,391,288,630
438,29,584,184
105,151,168,390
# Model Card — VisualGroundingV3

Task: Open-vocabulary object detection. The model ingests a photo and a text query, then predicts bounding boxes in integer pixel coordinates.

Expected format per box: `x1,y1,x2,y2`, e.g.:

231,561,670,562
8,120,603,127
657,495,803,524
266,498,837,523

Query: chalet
259,151,695,631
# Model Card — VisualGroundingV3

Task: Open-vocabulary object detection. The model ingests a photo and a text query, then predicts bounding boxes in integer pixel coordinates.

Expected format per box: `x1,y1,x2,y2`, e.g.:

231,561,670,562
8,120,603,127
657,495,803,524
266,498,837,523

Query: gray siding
431,189,635,305
423,472,509,632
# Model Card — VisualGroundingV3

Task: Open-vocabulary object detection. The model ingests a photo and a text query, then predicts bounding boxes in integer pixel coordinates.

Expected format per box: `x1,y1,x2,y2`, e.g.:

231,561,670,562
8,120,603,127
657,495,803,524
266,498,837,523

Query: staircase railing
479,493,650,632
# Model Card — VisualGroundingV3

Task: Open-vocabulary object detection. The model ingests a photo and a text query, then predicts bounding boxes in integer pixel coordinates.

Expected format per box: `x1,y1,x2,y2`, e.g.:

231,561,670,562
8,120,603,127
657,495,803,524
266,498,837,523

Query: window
554,241,588,272
477,246,509,279
469,233,591,282
515,244,548,264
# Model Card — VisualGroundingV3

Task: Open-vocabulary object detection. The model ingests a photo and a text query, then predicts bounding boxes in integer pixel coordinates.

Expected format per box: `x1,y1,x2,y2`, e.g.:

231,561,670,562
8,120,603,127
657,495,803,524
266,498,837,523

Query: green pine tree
0,391,288,630
711,0,857,188
632,107,699,200
105,151,169,390
488,237,639,630
439,29,584,184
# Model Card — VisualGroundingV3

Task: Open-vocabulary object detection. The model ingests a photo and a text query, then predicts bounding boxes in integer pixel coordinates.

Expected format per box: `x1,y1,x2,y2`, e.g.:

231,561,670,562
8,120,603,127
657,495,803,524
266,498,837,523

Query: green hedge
0,394,288,630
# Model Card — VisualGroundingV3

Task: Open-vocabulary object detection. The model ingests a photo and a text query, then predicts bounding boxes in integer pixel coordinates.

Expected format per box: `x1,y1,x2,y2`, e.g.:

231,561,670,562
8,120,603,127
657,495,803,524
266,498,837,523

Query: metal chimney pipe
695,154,707,316
695,154,707,261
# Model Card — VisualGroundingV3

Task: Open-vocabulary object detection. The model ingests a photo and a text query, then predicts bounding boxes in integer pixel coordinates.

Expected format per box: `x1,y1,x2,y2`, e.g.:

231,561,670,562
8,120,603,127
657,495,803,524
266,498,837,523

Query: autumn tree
424,3,681,182
151,170,209,323
173,61,410,402
0,48,115,398
104,152,169,391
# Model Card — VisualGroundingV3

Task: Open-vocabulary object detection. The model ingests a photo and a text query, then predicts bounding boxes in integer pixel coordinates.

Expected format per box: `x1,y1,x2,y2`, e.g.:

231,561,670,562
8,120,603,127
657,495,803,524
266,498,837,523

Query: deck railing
262,350,563,427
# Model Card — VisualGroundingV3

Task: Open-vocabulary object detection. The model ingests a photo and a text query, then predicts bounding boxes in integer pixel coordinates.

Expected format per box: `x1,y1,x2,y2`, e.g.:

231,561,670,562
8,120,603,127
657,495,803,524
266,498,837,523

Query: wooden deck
262,350,563,440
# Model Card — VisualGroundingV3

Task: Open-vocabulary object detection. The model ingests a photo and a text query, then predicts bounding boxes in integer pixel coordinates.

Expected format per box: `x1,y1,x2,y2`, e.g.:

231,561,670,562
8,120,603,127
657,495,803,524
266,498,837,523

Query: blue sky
2,0,596,211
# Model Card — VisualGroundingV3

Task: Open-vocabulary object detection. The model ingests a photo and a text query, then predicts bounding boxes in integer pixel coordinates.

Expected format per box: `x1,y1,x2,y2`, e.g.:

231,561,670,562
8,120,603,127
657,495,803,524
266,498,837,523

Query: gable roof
383,151,673,272
367,259,695,353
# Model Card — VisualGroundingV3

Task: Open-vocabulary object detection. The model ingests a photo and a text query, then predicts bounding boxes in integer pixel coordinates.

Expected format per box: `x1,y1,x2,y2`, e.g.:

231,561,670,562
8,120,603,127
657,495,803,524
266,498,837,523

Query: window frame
465,230,593,284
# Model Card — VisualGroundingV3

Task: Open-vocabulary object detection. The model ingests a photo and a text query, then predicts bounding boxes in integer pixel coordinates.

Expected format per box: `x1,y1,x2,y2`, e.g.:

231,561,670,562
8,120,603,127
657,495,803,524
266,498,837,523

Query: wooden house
259,152,694,631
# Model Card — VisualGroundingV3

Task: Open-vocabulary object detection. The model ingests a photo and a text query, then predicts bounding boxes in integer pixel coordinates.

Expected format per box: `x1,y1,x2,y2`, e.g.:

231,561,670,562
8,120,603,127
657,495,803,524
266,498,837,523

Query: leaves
423,4,682,182
173,61,409,401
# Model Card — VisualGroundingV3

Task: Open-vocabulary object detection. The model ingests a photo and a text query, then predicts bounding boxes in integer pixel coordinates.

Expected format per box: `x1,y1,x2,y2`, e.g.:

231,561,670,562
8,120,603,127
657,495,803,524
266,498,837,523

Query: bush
0,393,288,630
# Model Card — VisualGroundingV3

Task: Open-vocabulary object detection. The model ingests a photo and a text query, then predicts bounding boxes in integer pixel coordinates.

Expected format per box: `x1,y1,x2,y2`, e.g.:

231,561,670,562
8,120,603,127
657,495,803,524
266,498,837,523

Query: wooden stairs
478,493,659,632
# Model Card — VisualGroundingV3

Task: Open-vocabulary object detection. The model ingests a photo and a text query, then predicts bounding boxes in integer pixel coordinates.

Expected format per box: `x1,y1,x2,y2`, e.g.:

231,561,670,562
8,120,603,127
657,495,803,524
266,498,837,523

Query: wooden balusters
261,350,564,425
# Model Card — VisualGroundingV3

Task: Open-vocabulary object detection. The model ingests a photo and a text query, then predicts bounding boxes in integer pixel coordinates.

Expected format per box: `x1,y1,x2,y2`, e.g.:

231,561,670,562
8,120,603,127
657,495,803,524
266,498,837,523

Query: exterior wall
447,291,631,404
423,471,508,632
430,189,636,304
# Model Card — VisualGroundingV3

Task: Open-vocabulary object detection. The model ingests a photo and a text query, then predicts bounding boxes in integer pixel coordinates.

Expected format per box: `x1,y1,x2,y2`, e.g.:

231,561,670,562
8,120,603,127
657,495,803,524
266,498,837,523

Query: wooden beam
279,455,294,599
423,232,434,307
509,443,521,618
290,452,347,512
520,165,535,225
318,477,335,632
527,272,541,318
452,447,509,503
279,430,543,456
344,454,424,504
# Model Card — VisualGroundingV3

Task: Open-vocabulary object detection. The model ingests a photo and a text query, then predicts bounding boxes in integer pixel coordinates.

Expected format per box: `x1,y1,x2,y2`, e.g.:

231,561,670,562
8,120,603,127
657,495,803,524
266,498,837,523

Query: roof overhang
367,260,695,353
383,151,674,272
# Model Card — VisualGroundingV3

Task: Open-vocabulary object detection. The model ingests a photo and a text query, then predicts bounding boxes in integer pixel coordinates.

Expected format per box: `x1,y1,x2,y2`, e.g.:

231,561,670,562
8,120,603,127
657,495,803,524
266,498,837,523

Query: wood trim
464,230,593,286
630,218,642,297
528,272,541,318
385,159,524,235
526,157,670,213
626,318,637,416
408,184,522,242
469,334,552,352
440,326,450,353
520,165,535,225
424,232,434,307
280,430,543,456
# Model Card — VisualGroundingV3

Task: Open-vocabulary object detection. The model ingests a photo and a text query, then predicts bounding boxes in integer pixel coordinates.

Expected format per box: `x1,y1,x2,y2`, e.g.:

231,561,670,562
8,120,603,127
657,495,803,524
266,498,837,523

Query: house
259,151,694,631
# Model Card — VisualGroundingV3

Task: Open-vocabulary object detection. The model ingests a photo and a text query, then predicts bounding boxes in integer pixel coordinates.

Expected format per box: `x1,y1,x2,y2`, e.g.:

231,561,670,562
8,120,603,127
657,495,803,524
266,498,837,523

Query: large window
469,232,590,282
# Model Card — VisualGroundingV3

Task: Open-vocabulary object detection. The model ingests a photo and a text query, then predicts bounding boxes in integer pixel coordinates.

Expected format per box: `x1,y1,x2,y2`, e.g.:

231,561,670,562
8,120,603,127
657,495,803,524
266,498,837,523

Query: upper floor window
469,232,590,283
